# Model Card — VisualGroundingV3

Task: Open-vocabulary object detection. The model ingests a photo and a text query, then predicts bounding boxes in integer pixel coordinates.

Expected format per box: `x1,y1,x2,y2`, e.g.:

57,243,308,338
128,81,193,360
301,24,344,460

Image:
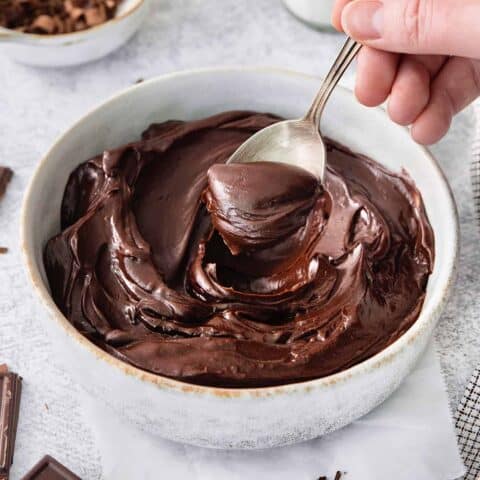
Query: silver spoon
228,37,362,181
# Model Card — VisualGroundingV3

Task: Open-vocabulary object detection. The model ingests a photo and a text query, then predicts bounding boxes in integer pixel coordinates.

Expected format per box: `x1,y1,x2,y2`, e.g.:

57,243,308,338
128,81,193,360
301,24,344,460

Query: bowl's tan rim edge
20,65,460,399
0,0,146,44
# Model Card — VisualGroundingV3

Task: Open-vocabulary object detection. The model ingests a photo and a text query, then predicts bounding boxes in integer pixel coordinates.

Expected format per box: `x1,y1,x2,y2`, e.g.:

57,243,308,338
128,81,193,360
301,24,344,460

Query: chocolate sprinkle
0,366,22,480
0,0,121,34
0,167,12,200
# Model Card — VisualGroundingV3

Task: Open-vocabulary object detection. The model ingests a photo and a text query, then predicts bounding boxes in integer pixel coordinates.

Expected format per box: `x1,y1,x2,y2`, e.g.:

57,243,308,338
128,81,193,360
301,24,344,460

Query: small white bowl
0,0,149,67
21,67,459,449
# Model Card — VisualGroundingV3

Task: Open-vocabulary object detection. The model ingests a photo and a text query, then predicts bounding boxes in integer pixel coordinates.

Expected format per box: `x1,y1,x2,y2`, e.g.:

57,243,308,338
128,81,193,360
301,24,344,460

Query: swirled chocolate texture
44,111,434,387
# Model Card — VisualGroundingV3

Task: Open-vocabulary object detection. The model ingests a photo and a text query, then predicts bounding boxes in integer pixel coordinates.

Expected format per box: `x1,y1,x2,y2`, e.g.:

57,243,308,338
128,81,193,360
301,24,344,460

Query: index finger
332,0,352,31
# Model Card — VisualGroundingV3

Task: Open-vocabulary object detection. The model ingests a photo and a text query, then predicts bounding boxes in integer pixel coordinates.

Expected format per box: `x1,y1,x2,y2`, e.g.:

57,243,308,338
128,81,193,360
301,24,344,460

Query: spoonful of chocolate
228,37,361,181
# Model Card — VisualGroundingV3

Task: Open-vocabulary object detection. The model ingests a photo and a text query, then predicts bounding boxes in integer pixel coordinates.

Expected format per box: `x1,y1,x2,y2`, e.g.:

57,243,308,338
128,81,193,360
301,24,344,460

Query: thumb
341,0,480,59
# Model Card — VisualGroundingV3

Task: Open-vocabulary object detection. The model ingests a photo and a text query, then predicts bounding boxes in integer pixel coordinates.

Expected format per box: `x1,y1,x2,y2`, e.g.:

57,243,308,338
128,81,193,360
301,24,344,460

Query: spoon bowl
228,37,361,180
228,119,326,180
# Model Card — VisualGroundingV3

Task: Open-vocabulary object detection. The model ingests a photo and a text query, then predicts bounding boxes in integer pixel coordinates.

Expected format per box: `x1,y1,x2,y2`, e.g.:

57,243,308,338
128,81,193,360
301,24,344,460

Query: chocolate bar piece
0,167,13,200
0,366,22,480
21,455,81,480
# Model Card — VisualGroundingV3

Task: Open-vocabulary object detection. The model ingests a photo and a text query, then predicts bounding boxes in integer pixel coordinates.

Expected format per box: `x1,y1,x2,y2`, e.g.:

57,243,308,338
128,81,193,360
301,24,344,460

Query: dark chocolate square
21,455,81,480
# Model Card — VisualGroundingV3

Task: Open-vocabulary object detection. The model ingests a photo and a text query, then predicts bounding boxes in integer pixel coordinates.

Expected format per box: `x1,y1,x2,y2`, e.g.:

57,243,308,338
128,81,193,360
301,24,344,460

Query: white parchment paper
83,341,464,480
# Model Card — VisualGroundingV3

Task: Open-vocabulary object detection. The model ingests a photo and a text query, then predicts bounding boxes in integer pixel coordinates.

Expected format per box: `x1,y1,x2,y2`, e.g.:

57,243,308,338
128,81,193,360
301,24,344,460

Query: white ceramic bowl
21,67,458,449
0,0,149,67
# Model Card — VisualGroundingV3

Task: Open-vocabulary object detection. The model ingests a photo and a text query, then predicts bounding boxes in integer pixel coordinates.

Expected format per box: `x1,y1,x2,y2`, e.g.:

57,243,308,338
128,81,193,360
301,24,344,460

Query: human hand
332,0,480,144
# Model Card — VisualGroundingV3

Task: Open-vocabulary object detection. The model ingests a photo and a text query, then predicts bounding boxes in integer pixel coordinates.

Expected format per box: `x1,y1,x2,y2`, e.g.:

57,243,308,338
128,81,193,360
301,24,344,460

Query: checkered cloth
455,102,480,480
455,366,480,479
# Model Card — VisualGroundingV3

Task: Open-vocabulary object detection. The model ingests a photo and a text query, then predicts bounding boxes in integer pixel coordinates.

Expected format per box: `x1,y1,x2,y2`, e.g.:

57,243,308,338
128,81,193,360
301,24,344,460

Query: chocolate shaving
317,472,343,480
0,167,12,200
0,168,12,256
0,0,121,34
30,14,56,33
0,366,22,480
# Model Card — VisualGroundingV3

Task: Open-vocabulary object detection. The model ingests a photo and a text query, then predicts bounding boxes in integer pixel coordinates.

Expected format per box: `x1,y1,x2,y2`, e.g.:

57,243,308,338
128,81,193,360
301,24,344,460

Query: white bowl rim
0,0,144,42
20,65,459,399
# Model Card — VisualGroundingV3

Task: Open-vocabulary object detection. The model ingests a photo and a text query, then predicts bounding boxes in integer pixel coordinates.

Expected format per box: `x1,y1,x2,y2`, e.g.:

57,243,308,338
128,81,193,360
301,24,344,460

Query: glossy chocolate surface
44,111,434,387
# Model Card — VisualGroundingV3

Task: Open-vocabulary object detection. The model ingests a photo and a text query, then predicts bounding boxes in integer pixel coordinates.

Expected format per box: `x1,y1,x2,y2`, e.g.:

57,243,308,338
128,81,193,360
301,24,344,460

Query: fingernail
342,1,383,40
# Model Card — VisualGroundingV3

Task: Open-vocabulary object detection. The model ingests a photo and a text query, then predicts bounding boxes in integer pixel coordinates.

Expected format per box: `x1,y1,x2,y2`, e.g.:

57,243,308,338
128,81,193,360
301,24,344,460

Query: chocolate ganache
44,111,434,387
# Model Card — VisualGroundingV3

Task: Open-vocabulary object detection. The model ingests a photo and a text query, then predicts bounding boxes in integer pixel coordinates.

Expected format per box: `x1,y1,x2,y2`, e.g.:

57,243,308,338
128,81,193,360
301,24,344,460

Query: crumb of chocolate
0,247,8,254
0,167,13,199
44,403,49,411
316,472,343,480
0,0,122,35
134,78,144,84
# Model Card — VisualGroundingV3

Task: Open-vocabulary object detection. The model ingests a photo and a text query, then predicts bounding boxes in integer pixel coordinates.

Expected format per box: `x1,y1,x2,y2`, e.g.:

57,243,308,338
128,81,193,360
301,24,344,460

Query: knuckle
408,60,430,86
400,0,434,48
468,60,480,95
441,87,457,116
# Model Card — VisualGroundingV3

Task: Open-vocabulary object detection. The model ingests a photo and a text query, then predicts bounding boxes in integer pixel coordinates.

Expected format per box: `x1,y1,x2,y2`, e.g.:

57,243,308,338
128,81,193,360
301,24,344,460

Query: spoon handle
305,37,362,127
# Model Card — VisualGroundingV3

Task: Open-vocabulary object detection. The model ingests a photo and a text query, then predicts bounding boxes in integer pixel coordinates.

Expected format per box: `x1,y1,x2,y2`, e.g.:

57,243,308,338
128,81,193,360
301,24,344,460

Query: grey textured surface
0,1,478,478
433,110,480,410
